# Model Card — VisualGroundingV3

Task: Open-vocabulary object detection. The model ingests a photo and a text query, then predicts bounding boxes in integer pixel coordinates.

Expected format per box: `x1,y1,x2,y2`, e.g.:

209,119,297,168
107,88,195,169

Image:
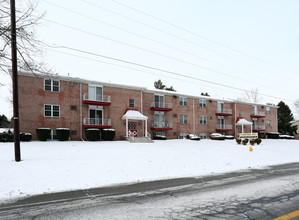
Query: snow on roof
236,118,253,125
121,110,148,120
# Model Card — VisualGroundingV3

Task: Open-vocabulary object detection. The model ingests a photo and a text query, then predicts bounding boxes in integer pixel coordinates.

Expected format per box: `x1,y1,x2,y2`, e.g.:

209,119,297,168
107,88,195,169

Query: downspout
80,82,84,141
193,97,196,135
235,102,237,137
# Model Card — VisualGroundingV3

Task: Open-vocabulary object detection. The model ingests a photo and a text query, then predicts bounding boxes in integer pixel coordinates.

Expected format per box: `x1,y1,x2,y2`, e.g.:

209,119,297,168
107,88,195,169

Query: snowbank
0,139,298,202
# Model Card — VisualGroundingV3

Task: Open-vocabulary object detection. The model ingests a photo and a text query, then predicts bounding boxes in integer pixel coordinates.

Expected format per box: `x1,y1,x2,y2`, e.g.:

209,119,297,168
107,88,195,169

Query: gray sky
1,0,299,118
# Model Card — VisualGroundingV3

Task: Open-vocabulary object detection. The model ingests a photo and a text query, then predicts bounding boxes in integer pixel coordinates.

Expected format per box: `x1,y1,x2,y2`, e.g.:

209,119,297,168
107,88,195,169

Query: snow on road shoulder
0,139,298,202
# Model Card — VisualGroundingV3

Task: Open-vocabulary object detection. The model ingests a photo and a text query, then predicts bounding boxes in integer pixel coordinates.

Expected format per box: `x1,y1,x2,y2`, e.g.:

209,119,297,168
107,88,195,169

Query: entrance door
128,122,138,137
154,111,165,128
218,116,225,129
89,109,103,125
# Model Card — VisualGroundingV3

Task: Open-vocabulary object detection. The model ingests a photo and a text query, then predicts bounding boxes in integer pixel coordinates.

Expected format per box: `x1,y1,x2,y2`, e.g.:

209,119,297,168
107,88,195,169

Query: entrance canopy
121,110,148,120
122,110,148,138
236,118,252,126
235,118,252,134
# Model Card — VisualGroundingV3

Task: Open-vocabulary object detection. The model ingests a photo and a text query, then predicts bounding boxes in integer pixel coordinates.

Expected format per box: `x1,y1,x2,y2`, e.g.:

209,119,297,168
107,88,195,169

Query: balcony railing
253,125,265,131
83,93,111,106
151,121,173,130
216,124,233,131
83,118,112,128
151,102,172,111
251,111,265,118
216,108,232,116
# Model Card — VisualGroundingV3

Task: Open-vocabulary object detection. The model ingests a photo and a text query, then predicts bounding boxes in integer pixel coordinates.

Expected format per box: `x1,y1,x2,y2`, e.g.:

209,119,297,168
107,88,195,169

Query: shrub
256,138,262,145
242,138,248,145
250,139,255,145
20,133,32,142
236,138,241,144
102,129,115,141
0,132,14,142
153,135,167,140
85,128,100,141
56,128,70,141
36,128,51,141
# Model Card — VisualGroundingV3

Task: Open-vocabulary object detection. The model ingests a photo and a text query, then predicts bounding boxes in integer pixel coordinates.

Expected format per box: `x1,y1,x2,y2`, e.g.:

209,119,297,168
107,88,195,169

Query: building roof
17,70,278,108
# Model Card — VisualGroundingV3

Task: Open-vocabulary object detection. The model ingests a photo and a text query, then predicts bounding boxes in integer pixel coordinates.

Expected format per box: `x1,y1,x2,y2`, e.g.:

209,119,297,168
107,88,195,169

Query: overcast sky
1,0,299,118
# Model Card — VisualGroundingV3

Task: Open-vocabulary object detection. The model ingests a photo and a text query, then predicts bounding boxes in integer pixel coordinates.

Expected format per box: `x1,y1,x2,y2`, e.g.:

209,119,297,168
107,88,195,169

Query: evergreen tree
277,101,297,135
0,114,11,128
154,79,166,90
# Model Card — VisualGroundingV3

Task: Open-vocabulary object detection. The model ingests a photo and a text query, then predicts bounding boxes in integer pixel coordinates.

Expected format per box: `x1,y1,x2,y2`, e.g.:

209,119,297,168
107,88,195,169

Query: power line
111,0,299,76
82,0,297,82
40,17,287,93
42,43,296,103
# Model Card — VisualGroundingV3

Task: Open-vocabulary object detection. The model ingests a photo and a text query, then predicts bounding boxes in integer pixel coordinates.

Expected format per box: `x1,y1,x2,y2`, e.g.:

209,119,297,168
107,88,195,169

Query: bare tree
238,88,263,103
0,0,48,79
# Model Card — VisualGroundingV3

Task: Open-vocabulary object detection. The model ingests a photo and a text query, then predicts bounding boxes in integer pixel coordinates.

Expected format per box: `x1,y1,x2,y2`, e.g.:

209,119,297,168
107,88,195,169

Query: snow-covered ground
0,139,298,202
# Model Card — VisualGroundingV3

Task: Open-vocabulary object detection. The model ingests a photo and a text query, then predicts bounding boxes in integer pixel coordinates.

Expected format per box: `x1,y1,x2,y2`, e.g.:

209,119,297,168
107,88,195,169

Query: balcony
216,124,233,131
151,121,173,131
150,102,172,111
83,118,112,129
251,111,265,118
83,93,111,106
215,108,233,116
252,125,265,132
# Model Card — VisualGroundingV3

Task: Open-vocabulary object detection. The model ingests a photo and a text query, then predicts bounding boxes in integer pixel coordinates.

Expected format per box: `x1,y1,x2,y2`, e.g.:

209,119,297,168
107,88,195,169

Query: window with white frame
266,106,270,114
179,96,187,106
44,79,60,92
49,130,58,140
239,110,242,117
266,120,271,127
180,115,188,124
200,132,207,139
180,132,188,139
44,104,60,117
200,116,207,125
199,99,206,108
129,99,135,108
88,85,103,101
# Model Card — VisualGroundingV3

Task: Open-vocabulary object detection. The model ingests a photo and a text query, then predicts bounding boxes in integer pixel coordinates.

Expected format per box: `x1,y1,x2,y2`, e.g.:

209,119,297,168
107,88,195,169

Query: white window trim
180,115,188,124
200,116,207,125
199,99,206,108
44,79,60,92
179,96,187,106
44,104,60,118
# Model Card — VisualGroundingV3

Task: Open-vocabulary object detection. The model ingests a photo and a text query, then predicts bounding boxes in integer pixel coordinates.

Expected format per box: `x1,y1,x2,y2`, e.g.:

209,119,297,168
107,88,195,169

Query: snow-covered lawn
0,139,298,202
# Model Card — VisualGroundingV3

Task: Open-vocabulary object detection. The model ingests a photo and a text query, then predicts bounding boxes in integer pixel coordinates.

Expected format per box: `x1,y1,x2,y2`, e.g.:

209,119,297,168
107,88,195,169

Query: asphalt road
1,162,299,219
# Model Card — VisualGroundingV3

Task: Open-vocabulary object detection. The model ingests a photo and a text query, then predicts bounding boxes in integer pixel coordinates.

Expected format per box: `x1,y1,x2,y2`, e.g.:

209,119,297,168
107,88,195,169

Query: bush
85,128,100,141
153,135,167,140
0,132,14,142
56,128,70,141
250,139,255,145
36,128,51,141
20,132,32,142
236,138,241,144
242,138,248,145
102,129,115,141
256,138,262,145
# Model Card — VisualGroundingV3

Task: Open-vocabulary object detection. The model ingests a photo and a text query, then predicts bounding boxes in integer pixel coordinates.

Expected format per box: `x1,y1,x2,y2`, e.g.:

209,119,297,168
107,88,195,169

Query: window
267,120,271,127
44,104,60,117
154,95,164,108
239,110,242,117
44,79,60,92
180,115,188,124
179,96,187,106
200,116,207,125
71,130,77,135
49,130,58,140
199,99,206,108
180,132,188,139
200,132,207,139
266,106,270,114
129,99,135,108
88,85,103,101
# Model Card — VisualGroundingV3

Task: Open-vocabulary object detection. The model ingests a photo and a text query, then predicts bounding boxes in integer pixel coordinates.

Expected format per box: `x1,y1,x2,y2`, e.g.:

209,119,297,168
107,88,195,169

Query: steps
127,137,154,143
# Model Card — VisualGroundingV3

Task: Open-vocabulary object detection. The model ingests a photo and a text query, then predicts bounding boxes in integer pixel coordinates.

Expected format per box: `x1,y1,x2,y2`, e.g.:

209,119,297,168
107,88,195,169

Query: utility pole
10,0,21,162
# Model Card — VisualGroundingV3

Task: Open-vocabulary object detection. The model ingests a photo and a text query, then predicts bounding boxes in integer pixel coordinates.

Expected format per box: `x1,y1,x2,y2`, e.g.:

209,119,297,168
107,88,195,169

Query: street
1,162,299,219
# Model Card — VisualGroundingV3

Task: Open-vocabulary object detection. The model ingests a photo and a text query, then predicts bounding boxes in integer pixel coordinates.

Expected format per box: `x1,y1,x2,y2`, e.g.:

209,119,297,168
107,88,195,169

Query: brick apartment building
17,71,278,141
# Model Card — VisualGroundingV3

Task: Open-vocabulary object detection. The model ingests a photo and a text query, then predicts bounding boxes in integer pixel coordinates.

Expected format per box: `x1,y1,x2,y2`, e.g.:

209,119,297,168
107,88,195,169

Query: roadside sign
239,133,258,139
